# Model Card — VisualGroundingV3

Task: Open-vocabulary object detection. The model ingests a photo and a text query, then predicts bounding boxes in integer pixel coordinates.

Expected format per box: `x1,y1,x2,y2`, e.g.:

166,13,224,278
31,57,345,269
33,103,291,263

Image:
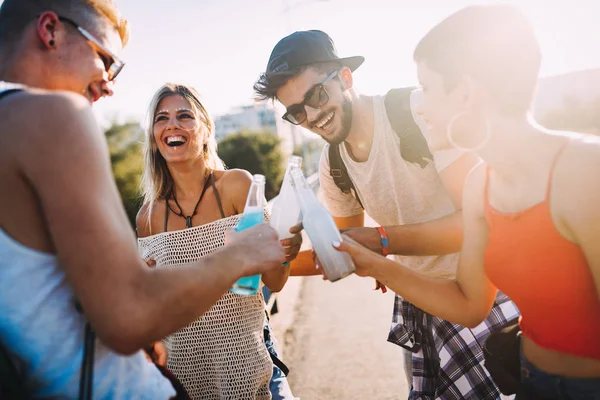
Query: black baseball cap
265,30,364,76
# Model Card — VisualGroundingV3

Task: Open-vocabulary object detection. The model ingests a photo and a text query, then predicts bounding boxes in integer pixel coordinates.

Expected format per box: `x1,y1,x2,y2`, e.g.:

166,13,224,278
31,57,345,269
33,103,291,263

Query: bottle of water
290,169,355,282
230,174,266,296
270,155,303,240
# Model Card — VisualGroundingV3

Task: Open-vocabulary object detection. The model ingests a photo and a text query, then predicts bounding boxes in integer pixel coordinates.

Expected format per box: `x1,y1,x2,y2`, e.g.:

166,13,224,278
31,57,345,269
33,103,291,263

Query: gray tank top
0,82,175,399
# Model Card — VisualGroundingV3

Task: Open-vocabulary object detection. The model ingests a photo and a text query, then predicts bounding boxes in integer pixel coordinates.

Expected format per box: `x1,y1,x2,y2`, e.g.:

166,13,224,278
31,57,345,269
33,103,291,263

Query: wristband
376,226,389,257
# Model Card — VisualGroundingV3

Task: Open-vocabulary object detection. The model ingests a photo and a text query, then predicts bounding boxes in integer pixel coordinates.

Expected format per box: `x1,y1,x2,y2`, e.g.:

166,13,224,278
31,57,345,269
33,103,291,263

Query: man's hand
341,227,381,254
225,223,287,277
313,250,328,281
280,222,304,263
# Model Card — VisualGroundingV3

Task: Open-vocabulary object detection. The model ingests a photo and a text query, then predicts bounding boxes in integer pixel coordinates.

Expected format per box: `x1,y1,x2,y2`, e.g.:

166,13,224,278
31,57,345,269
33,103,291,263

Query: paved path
280,275,409,400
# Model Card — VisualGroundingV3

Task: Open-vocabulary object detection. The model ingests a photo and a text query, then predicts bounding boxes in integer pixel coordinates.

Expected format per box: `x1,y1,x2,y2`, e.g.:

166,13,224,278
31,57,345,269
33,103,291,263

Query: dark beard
323,96,353,146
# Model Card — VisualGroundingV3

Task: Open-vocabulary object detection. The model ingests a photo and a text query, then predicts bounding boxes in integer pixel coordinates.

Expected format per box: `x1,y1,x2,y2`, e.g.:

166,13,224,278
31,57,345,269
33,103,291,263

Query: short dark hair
0,0,129,47
413,4,541,116
253,61,342,101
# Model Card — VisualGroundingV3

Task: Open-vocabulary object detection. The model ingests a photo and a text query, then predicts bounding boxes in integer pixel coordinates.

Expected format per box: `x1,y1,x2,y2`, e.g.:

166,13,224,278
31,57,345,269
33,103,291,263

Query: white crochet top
138,214,272,400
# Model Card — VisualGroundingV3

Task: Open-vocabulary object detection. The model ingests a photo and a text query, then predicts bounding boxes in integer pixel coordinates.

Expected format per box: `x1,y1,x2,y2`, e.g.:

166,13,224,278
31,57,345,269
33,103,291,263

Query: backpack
328,87,433,209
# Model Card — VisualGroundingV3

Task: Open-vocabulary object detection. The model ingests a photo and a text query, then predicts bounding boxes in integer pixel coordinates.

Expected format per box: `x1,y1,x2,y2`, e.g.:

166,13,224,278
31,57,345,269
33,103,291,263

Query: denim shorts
264,320,298,400
520,347,600,399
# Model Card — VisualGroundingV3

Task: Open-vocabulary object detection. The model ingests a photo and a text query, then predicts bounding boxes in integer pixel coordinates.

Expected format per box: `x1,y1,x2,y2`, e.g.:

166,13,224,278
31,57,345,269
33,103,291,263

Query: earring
446,111,491,152
49,39,55,47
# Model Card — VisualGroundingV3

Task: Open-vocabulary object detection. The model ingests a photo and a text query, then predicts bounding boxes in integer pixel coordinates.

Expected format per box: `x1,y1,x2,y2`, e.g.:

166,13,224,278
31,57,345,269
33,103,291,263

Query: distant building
534,68,600,118
214,102,313,163
214,103,277,140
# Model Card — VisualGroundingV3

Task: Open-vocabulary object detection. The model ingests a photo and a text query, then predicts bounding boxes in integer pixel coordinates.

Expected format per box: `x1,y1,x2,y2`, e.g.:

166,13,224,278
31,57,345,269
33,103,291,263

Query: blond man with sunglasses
0,1,286,398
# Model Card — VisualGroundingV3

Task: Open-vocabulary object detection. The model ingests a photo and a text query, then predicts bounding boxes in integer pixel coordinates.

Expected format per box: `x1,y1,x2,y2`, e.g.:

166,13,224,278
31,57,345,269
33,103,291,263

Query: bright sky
7,0,600,122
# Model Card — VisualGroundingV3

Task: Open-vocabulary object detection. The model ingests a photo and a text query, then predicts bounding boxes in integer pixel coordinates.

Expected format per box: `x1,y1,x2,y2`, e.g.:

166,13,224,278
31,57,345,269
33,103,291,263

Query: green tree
218,130,284,200
105,121,144,227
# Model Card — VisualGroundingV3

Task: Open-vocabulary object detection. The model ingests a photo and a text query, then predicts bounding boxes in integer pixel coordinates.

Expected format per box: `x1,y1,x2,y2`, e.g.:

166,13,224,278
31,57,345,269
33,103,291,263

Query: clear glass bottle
230,174,265,296
270,155,303,240
291,169,355,282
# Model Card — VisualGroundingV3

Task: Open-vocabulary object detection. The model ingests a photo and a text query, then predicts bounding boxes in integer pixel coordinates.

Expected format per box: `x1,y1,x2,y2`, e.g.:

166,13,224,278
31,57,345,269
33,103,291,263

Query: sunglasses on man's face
282,70,339,125
58,16,125,81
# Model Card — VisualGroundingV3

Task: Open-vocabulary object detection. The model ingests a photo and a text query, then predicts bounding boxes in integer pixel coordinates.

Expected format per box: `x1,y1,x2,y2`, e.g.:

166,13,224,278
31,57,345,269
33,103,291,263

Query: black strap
73,301,95,400
270,351,290,377
210,174,226,219
263,325,290,376
163,197,170,232
328,143,364,209
328,88,433,209
384,87,432,168
79,323,95,400
155,365,190,399
165,172,213,230
0,342,27,399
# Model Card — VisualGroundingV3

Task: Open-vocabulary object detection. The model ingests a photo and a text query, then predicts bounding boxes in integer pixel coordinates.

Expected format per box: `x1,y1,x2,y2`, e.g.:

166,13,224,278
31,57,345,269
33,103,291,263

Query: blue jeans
520,349,600,399
264,321,297,400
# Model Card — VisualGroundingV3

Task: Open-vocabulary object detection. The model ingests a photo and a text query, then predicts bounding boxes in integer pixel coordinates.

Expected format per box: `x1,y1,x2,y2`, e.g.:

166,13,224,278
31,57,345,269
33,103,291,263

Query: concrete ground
270,275,409,400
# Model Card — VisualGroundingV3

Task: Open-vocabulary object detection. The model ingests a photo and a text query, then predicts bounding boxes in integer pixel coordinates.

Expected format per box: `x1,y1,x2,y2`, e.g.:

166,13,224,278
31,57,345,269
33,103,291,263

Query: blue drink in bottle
230,174,266,296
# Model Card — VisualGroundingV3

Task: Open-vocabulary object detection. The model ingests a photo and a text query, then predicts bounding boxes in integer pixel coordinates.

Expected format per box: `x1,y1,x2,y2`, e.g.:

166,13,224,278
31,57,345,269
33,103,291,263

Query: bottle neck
288,156,303,170
245,181,265,209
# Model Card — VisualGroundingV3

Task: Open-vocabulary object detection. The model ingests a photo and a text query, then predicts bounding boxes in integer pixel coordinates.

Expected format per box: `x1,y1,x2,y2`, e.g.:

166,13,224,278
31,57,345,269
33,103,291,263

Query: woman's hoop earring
446,111,491,152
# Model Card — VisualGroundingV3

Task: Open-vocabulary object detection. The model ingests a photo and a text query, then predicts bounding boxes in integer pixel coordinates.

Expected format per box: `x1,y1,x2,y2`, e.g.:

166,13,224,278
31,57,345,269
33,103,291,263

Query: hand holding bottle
291,168,355,282
229,174,273,295
225,223,286,278
271,156,304,267
271,156,303,241
279,222,304,264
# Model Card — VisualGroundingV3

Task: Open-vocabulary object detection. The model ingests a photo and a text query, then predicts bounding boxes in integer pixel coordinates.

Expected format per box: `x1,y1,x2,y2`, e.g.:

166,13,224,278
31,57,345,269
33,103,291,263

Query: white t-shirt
319,93,461,279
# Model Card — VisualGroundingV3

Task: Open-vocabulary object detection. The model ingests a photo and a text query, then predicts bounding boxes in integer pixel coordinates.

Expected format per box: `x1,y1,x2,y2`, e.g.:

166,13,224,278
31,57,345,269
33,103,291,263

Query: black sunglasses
58,16,125,81
282,70,339,125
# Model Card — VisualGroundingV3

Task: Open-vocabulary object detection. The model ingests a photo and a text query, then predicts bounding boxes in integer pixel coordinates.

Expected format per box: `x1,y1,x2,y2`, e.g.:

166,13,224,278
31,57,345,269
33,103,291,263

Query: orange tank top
484,140,600,360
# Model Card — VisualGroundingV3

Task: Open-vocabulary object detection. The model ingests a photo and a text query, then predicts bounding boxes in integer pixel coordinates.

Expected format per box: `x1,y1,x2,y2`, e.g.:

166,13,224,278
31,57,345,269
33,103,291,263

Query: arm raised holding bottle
226,170,303,293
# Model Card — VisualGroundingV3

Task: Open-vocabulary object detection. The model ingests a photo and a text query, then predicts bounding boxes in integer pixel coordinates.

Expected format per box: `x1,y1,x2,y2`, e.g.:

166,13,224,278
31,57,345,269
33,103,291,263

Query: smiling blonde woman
136,83,301,399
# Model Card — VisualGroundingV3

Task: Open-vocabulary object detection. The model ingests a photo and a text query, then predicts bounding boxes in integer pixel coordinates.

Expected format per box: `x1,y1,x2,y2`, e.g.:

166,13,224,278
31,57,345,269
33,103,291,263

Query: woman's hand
333,234,387,278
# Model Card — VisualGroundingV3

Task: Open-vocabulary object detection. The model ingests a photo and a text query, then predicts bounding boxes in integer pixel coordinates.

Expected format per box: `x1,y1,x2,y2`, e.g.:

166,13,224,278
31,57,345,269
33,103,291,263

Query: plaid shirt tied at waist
388,292,520,400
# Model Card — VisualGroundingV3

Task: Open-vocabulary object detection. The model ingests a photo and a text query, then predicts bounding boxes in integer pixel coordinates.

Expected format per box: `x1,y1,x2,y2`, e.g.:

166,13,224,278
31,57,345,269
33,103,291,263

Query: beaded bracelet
376,226,389,257
375,226,389,293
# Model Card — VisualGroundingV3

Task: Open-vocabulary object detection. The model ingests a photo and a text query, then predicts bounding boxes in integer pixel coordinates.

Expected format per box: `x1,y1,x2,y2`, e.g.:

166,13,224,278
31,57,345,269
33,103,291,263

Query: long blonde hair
140,83,224,208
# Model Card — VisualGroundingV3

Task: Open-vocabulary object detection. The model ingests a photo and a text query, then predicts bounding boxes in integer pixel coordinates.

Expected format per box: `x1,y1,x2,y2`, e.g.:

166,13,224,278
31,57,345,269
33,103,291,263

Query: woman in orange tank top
335,4,600,399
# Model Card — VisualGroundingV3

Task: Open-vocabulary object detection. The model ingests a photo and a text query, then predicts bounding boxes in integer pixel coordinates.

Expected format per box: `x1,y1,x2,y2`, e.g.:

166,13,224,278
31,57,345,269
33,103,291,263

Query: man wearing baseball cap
255,30,519,399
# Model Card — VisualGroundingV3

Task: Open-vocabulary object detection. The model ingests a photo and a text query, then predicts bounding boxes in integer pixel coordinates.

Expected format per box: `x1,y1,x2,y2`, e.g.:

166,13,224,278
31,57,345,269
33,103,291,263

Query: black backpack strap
384,88,433,169
326,88,431,208
328,144,364,209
